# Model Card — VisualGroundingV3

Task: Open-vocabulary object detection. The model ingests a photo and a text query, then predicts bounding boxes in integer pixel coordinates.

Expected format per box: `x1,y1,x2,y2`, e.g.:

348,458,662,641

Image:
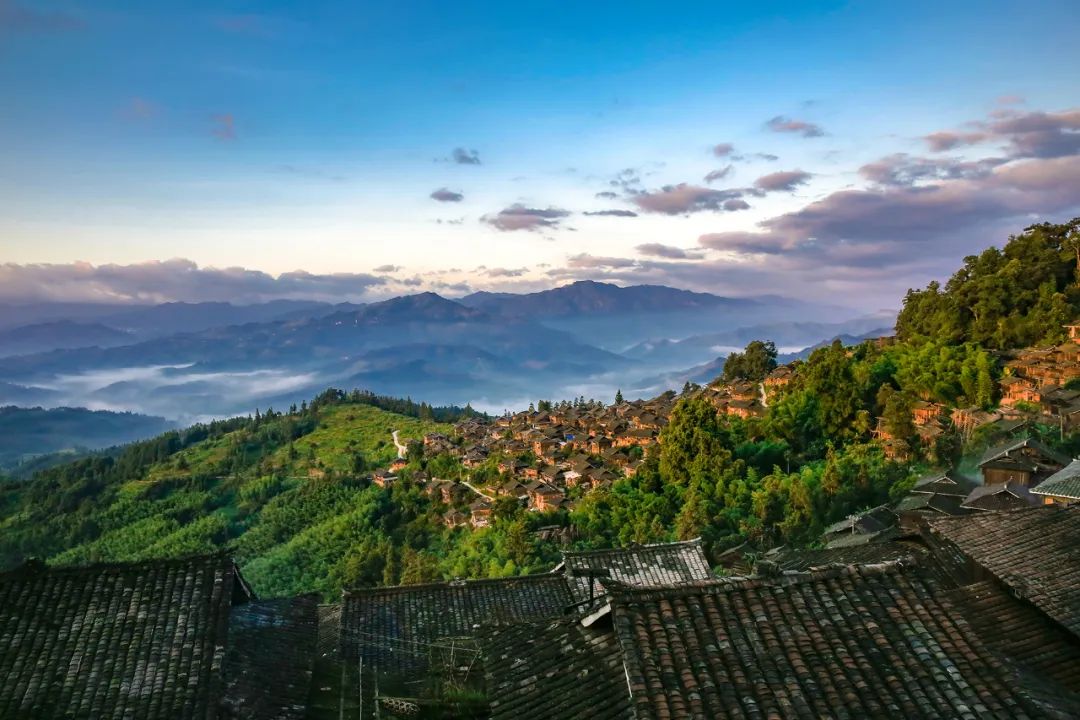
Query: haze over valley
0,281,890,421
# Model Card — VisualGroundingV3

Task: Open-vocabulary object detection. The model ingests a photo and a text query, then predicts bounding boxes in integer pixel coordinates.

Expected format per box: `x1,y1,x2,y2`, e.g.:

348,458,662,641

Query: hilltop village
360,325,1080,539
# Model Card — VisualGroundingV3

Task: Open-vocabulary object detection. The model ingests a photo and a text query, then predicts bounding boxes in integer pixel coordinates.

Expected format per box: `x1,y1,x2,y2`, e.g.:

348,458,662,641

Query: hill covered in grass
0,390,509,598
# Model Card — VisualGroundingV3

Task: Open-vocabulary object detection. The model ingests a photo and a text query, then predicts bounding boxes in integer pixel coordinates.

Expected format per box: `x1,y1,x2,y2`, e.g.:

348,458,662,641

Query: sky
1,0,1079,309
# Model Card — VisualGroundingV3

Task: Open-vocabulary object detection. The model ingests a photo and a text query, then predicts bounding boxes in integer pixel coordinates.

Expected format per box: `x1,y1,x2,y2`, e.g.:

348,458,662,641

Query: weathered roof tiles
0,554,251,720
340,573,575,674
478,618,632,720
609,560,1073,720
928,505,1080,640
562,537,713,588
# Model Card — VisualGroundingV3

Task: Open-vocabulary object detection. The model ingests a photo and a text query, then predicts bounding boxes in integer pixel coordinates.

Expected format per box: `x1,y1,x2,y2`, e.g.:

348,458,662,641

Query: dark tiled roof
821,504,896,537
219,595,319,720
824,525,900,548
477,618,632,720
768,542,920,572
944,581,1080,697
610,561,1065,720
912,472,975,496
0,553,247,719
961,481,1039,511
1032,457,1080,500
563,538,712,588
928,506,1080,639
340,574,575,675
977,437,1069,471
894,491,965,515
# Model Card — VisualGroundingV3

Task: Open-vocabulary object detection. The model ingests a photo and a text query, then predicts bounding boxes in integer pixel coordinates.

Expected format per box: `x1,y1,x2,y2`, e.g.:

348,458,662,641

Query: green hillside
0,391,497,598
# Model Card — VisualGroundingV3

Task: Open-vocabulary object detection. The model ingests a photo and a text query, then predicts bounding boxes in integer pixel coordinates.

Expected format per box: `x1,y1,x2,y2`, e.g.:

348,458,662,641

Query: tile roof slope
928,506,1080,639
913,472,975,496
0,553,243,719
768,542,920,572
609,561,1069,720
477,618,633,720
1032,457,1080,500
340,574,575,675
219,595,319,720
944,581,1080,697
977,437,1069,469
562,538,713,587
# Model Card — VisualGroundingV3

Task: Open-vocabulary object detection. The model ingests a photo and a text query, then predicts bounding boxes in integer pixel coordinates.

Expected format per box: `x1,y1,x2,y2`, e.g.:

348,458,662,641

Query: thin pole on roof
341,660,350,720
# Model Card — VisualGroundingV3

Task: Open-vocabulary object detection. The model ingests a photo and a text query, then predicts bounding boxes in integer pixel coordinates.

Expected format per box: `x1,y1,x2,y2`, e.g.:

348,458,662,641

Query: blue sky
2,0,1079,307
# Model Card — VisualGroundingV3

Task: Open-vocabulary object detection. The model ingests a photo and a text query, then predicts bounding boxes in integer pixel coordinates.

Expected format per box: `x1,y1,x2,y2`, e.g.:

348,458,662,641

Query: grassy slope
2,402,451,598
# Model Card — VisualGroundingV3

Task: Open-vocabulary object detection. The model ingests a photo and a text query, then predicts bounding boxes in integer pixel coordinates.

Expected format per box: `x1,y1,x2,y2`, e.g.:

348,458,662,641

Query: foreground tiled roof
563,538,712,587
477,618,632,720
944,581,1080,697
1032,457,1080,500
340,574,575,675
0,554,247,719
928,506,1080,639
610,561,1067,720
219,595,319,720
768,542,919,571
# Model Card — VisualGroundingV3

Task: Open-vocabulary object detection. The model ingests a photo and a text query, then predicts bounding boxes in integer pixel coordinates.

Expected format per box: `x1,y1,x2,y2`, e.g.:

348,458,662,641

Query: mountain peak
349,292,485,323
460,281,748,317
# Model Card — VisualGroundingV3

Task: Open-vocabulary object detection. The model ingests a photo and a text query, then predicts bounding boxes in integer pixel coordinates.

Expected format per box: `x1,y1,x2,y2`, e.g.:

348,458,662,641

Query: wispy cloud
211,114,236,141
121,97,160,122
859,154,1002,187
924,108,1080,158
430,188,464,202
632,184,748,214
583,209,638,217
765,115,825,138
754,169,812,192
0,259,390,304
635,243,704,260
451,147,481,165
482,204,570,231
0,1,83,33
486,267,528,277
565,253,637,269
704,165,734,184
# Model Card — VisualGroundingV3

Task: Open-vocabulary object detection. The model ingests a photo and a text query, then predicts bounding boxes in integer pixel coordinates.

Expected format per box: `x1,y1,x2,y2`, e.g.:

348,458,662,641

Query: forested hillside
897,219,1080,348
0,406,174,475
0,390,489,597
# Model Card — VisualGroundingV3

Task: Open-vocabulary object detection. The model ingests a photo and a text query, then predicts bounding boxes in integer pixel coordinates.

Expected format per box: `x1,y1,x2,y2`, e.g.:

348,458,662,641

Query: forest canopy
896,218,1080,349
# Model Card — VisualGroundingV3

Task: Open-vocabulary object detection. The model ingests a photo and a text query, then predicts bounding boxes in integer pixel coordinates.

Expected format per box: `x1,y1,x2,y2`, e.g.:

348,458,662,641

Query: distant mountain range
0,320,133,358
460,280,753,317
0,281,882,420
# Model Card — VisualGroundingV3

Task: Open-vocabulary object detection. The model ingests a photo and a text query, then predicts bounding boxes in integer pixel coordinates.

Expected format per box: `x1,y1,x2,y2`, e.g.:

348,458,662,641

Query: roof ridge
342,572,569,598
1,550,235,578
607,558,917,600
930,504,1072,529
561,537,703,558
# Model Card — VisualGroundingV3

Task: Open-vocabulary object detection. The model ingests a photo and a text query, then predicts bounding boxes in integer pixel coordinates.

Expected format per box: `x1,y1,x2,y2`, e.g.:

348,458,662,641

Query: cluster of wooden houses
820,435,1080,550
411,396,681,527
999,327,1080,427
4,505,1079,719
359,325,1080,534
